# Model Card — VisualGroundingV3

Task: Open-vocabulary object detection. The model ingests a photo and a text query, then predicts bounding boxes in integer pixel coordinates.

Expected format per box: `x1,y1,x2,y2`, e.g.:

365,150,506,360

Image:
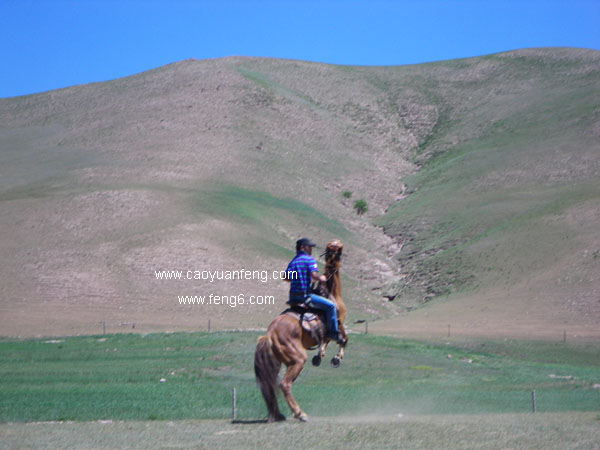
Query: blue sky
1,0,598,98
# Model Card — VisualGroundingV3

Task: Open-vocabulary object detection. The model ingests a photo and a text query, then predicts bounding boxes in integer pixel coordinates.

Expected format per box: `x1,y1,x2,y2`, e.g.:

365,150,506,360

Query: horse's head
325,240,343,264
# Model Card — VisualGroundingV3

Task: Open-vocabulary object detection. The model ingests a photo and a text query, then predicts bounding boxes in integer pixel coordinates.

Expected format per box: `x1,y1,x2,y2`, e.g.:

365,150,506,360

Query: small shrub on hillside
353,199,368,216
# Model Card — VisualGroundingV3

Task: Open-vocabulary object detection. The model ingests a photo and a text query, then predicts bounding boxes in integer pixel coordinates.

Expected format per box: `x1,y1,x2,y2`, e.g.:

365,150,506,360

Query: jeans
306,293,339,337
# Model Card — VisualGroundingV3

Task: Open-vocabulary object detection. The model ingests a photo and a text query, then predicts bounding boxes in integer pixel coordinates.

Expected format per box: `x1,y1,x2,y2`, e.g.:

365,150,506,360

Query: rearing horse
254,240,347,422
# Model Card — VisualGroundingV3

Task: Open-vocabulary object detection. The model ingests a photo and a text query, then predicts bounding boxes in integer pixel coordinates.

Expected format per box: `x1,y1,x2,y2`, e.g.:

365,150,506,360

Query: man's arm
311,271,327,283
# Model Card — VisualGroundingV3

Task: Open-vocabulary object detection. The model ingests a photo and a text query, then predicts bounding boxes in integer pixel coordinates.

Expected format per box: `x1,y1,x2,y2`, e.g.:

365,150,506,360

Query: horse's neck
325,264,346,325
326,264,342,302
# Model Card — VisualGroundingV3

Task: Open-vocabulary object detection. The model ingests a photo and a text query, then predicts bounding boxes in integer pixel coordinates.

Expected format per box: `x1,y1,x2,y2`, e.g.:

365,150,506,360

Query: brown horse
254,240,347,422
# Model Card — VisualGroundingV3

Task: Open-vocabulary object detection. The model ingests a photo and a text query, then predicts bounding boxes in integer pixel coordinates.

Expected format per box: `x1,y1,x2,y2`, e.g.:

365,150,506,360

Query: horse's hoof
312,354,322,366
295,413,309,422
330,357,341,368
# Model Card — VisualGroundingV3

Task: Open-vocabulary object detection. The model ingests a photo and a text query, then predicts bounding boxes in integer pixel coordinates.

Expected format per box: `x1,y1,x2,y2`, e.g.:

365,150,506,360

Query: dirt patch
1,413,598,449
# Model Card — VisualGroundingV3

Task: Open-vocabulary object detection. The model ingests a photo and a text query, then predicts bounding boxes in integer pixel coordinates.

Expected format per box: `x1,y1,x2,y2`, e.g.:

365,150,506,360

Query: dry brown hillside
1,48,598,338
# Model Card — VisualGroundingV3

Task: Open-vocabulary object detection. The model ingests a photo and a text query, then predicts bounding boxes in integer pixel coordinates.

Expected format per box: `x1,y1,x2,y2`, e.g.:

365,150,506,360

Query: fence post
532,390,536,413
232,387,237,421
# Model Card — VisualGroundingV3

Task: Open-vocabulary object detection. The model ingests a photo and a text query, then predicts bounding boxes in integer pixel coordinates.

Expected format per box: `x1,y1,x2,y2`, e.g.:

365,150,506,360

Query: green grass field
1,332,598,423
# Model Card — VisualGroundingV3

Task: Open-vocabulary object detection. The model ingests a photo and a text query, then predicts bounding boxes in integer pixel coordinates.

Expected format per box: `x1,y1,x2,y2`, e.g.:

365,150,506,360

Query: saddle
282,281,330,348
281,304,327,350
283,304,327,348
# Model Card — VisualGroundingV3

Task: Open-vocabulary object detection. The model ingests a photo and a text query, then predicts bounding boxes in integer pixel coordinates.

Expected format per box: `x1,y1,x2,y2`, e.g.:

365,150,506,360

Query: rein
324,267,339,282
318,250,341,282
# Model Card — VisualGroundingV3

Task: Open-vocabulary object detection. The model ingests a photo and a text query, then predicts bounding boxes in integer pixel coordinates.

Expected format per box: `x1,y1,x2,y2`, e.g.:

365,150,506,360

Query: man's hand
311,272,326,283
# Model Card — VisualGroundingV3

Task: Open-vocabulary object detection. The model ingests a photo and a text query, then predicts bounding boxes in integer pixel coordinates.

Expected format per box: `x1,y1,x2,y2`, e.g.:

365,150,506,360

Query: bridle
319,247,342,282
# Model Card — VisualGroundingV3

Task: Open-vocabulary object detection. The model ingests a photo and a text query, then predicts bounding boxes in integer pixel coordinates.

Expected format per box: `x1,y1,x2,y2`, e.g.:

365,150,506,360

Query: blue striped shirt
286,251,319,294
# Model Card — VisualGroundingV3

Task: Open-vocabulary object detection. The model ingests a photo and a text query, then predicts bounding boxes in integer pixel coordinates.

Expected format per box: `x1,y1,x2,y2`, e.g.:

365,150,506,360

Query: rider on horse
285,238,345,345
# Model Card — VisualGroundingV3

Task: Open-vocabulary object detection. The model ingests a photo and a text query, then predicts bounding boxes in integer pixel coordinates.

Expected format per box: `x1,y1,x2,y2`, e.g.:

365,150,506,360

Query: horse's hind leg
279,353,308,421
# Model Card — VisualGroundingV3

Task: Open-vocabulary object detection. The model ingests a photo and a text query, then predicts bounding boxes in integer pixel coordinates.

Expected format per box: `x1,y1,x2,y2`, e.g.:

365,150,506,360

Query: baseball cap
296,238,316,248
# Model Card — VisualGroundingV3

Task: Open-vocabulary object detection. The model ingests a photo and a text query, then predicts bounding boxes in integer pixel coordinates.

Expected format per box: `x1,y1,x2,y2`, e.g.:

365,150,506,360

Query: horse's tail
254,334,282,421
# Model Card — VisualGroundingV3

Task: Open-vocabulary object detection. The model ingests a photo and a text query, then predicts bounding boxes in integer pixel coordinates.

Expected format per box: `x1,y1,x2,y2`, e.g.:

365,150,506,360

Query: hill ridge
0,47,598,337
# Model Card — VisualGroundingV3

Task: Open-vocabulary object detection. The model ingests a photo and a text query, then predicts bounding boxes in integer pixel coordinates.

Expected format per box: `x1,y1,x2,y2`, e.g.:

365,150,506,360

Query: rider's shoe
330,332,346,345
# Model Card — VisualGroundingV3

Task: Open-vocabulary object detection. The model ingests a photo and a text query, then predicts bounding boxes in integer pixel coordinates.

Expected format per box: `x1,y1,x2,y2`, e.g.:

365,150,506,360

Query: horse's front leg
311,340,328,366
331,324,347,368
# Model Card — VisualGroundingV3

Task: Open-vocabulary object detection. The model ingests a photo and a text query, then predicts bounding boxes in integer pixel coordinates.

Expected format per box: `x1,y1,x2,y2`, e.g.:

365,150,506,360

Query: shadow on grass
231,419,268,424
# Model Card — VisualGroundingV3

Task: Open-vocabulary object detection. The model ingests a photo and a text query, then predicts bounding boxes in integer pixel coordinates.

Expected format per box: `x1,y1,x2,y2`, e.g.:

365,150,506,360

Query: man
285,238,344,344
